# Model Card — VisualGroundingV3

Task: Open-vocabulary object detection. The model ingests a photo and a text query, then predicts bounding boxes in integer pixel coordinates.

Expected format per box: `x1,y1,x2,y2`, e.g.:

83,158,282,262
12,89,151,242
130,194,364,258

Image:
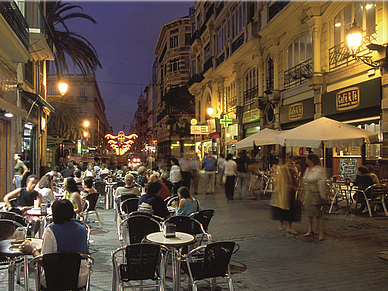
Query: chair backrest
42,252,82,290
99,173,109,180
121,243,161,281
372,184,386,197
85,193,99,211
94,181,106,195
164,215,202,235
120,197,139,215
164,195,178,207
0,211,28,226
0,219,24,240
190,209,215,233
201,241,235,279
124,215,161,244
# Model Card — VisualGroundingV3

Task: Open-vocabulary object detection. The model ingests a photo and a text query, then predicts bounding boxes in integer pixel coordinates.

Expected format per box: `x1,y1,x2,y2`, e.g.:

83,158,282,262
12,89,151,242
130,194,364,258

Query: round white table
145,231,196,291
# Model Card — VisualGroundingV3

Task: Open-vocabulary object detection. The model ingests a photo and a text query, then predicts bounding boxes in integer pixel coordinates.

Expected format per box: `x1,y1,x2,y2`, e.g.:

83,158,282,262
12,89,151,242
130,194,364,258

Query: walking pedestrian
223,154,237,200
170,157,182,194
13,153,28,189
302,153,327,240
179,153,192,189
236,152,249,200
202,153,217,195
271,155,301,234
217,154,226,187
190,154,200,195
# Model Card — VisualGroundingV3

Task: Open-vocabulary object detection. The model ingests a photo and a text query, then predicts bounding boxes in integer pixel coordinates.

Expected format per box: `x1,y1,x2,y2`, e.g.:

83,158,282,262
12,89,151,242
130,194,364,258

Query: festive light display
105,131,138,155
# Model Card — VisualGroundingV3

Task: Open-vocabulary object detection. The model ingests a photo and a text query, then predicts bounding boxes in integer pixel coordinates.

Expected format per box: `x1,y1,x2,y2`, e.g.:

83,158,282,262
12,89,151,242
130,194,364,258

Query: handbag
308,183,329,206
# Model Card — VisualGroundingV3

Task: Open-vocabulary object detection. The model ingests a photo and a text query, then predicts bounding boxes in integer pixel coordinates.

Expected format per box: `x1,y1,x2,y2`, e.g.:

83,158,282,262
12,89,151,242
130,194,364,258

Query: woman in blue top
176,186,200,216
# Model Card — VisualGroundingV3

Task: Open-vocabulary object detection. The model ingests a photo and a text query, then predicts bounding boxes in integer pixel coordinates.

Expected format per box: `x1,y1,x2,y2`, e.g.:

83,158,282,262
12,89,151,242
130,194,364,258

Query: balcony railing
203,57,213,74
216,51,225,68
199,23,207,36
226,97,237,112
269,1,290,21
190,30,200,45
187,73,204,87
231,33,244,54
0,1,29,51
243,86,258,106
284,58,313,89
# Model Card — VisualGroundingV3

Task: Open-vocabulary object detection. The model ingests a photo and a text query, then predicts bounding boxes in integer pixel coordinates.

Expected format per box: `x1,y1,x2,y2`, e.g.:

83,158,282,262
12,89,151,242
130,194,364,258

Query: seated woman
176,186,201,216
83,163,95,179
63,177,83,214
137,180,170,219
81,177,97,198
73,170,83,184
35,173,55,204
20,199,89,288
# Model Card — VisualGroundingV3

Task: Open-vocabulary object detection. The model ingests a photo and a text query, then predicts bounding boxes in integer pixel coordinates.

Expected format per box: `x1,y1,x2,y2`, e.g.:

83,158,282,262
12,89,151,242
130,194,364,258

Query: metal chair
30,252,94,291
82,193,102,228
189,209,215,244
111,243,168,291
182,241,237,291
118,215,162,246
94,180,107,207
359,183,388,217
119,197,139,218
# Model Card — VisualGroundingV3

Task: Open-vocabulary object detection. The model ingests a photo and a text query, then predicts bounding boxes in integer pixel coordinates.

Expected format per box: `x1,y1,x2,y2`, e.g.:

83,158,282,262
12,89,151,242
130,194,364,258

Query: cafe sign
336,87,360,111
288,103,303,120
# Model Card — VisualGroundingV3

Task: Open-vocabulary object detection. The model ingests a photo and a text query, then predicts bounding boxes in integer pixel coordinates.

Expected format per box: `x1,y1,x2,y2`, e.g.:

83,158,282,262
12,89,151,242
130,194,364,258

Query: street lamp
207,106,214,117
58,82,68,96
346,20,387,69
83,120,90,128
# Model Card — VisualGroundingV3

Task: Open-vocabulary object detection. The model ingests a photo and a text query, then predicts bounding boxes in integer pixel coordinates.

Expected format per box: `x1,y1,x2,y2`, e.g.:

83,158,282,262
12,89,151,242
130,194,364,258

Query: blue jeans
14,175,22,189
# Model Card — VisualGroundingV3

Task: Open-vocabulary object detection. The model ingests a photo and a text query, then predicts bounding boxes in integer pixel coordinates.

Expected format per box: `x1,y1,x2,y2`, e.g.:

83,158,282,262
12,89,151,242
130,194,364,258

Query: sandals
304,231,314,237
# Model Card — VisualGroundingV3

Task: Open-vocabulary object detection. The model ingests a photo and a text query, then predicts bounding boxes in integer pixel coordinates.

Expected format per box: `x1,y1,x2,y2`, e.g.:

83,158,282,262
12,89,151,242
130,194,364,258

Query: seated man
149,173,171,200
20,199,89,288
353,165,375,213
137,180,170,219
114,173,140,209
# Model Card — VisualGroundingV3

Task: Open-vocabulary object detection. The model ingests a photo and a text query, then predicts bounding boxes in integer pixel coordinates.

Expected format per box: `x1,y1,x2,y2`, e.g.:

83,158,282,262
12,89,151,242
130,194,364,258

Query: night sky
68,1,193,133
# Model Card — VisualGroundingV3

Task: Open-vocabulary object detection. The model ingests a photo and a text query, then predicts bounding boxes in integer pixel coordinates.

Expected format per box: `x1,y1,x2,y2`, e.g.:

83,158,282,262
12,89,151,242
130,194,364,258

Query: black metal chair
118,215,162,246
30,252,94,291
359,183,388,217
81,193,102,228
111,243,168,291
182,241,237,291
119,197,139,218
94,180,107,208
189,209,215,244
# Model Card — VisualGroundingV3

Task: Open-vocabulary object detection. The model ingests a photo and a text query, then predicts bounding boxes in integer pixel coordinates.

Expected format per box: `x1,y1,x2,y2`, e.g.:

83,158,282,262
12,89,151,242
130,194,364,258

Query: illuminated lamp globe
58,82,68,96
83,131,89,138
83,120,90,128
346,20,363,52
207,107,214,116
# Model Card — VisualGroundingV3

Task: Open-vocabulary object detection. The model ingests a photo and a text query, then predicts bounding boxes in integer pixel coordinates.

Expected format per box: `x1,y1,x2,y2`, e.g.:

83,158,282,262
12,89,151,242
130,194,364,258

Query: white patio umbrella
275,117,379,148
235,128,285,150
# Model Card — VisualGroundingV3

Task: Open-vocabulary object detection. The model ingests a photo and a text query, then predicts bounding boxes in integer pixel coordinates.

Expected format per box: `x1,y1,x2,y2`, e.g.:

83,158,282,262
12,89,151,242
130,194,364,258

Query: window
170,28,178,34
170,59,179,72
204,43,211,61
287,33,312,69
216,20,228,55
244,68,258,105
170,36,178,48
266,58,274,92
226,81,237,112
333,1,376,47
78,89,87,100
231,3,246,39
185,33,191,45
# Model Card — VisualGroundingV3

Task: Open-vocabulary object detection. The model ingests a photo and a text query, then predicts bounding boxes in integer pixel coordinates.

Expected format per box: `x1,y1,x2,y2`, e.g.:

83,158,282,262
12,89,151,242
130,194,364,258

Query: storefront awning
21,90,55,113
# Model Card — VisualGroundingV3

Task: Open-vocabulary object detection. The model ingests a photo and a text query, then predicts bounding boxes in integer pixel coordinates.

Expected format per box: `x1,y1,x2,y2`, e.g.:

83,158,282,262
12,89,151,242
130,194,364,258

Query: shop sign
288,103,303,120
190,125,209,134
336,87,360,111
339,158,358,180
243,109,260,123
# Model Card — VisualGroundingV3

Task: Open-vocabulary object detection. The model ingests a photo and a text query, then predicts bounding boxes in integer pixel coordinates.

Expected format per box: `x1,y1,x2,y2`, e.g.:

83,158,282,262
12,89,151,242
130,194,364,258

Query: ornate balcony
231,33,244,54
284,58,313,89
243,86,258,106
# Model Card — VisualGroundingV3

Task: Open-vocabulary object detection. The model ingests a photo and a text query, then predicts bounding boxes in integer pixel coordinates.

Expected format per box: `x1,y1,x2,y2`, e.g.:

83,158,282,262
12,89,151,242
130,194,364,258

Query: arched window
287,33,313,69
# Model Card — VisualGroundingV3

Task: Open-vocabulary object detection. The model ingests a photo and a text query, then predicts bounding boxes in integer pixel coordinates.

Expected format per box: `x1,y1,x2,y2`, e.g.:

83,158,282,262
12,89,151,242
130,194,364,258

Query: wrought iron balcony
284,58,313,89
187,73,204,87
216,51,225,68
243,86,258,106
0,1,29,51
202,57,213,74
190,30,200,45
231,33,244,54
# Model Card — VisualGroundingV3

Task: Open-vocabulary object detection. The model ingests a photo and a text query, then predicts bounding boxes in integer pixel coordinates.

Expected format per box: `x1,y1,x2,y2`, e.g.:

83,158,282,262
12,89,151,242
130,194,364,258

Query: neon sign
105,131,138,155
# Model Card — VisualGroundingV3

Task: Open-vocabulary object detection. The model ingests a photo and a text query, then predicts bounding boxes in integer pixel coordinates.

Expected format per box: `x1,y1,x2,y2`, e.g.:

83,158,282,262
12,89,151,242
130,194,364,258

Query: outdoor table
26,208,52,238
145,231,196,291
105,181,117,209
0,238,42,291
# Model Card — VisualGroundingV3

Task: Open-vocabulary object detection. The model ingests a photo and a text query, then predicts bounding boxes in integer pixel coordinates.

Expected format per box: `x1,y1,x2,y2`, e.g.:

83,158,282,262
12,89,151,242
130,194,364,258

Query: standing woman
303,153,327,240
63,177,83,214
170,157,182,194
223,154,237,200
13,153,28,189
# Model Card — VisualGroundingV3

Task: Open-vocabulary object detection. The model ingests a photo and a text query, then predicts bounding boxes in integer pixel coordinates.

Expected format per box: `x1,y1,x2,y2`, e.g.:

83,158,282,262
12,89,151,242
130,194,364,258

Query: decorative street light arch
105,131,138,155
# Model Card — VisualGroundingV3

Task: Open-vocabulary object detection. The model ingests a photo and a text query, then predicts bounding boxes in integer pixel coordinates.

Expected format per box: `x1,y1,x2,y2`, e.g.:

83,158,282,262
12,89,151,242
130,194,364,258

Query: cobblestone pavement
2,172,388,290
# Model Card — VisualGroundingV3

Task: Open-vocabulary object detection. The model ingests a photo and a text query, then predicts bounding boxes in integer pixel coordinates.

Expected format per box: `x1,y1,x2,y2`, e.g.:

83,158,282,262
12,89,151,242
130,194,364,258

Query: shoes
304,231,314,237
278,226,284,231
287,229,298,235
319,233,326,241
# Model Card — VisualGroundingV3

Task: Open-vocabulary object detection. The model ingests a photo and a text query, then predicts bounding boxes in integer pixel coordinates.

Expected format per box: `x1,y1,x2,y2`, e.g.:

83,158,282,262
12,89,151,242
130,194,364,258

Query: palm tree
46,0,102,76
47,99,84,141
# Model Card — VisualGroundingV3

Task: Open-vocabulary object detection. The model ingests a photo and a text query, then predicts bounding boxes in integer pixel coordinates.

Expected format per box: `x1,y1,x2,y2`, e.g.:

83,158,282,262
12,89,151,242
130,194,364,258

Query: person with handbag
271,155,301,235
302,153,327,241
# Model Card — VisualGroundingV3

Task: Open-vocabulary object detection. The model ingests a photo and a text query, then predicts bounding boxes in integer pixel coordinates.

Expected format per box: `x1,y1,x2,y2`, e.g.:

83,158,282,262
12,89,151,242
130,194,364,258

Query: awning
21,90,55,113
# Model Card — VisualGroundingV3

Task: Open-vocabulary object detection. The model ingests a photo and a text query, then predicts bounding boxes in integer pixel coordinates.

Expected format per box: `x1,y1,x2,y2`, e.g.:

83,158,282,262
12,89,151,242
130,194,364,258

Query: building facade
47,73,111,158
154,15,194,157
0,1,55,196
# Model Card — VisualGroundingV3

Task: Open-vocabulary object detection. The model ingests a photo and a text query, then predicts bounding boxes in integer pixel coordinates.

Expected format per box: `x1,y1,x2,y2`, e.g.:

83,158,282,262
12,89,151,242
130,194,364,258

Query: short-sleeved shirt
14,161,25,175
176,198,200,216
138,194,170,218
15,188,39,207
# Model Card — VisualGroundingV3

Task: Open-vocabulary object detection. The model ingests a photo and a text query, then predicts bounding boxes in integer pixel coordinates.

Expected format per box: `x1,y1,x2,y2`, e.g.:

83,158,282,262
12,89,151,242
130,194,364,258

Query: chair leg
381,197,388,216
95,211,102,229
228,275,234,291
365,199,373,217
